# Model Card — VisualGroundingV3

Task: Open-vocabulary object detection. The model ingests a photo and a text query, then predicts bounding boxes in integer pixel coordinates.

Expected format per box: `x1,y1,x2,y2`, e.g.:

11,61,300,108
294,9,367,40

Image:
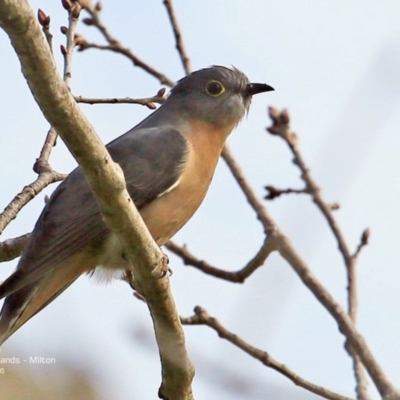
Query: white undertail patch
91,233,131,284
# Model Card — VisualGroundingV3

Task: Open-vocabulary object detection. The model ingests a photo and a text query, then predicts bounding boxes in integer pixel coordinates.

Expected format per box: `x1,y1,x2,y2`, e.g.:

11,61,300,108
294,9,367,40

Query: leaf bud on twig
61,0,72,11
38,9,50,27
60,44,67,56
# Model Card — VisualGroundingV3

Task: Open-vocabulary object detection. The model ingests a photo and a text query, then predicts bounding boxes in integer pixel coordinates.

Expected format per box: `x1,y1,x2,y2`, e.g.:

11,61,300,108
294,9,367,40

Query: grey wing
108,126,189,207
0,127,188,298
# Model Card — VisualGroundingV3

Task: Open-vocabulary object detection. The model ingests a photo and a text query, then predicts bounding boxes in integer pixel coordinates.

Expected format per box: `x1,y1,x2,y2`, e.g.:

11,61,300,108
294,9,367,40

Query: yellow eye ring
206,80,225,96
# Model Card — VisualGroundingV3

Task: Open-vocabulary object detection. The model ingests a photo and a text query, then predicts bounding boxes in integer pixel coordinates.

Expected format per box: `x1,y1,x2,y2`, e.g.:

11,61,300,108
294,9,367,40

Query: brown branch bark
0,233,31,263
220,142,399,399
0,2,194,399
74,94,166,107
182,307,354,400
267,107,371,399
0,170,66,236
0,2,394,399
268,108,360,321
221,144,276,236
169,139,396,397
163,0,192,75
165,236,275,282
80,1,175,87
0,10,75,237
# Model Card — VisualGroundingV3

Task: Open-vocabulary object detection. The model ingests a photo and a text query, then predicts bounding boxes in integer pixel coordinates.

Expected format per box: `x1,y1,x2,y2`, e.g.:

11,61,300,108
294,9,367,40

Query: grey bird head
166,66,274,128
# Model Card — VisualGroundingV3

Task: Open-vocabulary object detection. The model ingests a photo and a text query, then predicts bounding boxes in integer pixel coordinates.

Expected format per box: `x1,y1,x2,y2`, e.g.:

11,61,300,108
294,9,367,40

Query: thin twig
0,9,74,237
33,127,58,174
221,144,275,236
80,1,175,87
268,107,359,320
219,139,398,399
349,229,371,400
61,1,80,84
277,232,398,399
267,107,372,399
74,93,166,107
163,0,192,75
37,9,52,52
0,170,67,236
165,236,275,282
0,3,80,235
264,184,307,200
182,306,354,400
352,229,370,260
0,233,31,262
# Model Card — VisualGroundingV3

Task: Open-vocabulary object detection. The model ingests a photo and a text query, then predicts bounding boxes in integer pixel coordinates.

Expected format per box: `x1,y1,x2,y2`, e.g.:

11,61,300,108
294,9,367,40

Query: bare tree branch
79,1,175,87
0,170,67,236
276,231,398,399
74,93,166,107
165,236,274,282
268,107,360,320
61,1,80,85
163,0,192,75
182,306,354,400
0,233,31,263
221,144,275,236
167,136,397,397
0,2,194,398
220,137,398,399
0,2,394,400
352,229,370,260
37,8,52,51
267,107,371,399
264,184,307,199
0,15,67,237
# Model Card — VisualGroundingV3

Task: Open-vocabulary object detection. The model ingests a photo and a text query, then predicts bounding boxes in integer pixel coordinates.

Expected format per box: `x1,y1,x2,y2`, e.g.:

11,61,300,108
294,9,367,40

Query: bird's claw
151,254,172,279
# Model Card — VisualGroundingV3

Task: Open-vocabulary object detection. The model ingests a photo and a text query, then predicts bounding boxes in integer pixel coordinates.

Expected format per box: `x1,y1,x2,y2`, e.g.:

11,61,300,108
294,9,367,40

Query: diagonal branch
0,168,66,236
0,233,31,263
268,108,359,320
0,13,68,237
0,2,193,399
219,140,398,399
165,236,275,282
163,0,192,75
221,144,275,236
182,306,354,400
267,107,371,399
80,1,175,87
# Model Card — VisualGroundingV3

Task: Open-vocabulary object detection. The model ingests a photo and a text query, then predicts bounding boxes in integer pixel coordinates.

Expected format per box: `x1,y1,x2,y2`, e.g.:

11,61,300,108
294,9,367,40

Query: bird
0,66,273,344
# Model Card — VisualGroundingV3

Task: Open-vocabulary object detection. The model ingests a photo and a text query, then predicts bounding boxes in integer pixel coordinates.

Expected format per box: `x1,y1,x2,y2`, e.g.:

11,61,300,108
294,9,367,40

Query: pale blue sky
1,1,400,399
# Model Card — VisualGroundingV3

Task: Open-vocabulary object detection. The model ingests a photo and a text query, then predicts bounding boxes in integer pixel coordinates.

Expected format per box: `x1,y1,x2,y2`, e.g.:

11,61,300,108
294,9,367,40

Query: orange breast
140,119,235,245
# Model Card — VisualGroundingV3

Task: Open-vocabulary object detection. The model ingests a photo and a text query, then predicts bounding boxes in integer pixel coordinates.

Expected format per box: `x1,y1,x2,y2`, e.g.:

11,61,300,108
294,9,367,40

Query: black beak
245,83,274,96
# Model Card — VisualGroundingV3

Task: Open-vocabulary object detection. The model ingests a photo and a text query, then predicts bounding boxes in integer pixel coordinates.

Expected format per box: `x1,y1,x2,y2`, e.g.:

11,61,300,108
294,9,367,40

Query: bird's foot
151,253,172,279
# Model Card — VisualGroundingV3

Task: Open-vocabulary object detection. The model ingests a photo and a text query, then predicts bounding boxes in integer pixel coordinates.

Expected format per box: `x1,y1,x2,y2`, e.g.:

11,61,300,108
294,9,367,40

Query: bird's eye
206,80,225,96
